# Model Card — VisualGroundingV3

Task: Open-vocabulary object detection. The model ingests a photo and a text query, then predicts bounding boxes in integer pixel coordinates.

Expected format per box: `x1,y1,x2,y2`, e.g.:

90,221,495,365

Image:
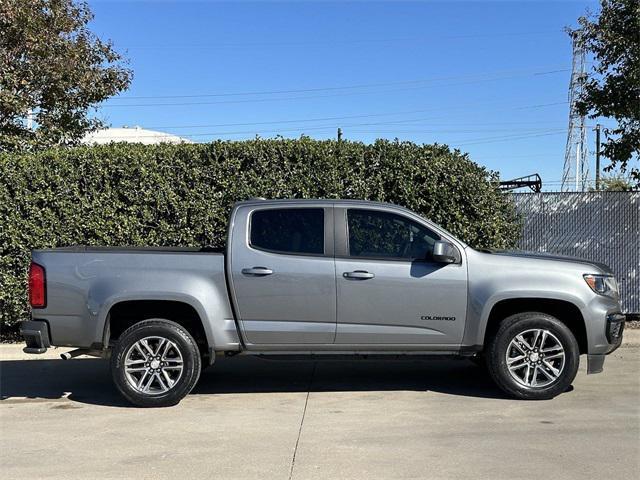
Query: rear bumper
19,320,51,354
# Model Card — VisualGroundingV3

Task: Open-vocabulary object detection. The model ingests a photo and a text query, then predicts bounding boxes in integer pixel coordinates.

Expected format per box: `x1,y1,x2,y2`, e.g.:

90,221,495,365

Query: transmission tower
561,32,589,191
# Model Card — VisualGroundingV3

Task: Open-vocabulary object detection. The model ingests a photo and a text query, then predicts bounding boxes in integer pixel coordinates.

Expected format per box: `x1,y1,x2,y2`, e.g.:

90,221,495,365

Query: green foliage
0,139,520,336
571,0,640,185
0,0,132,152
591,174,638,191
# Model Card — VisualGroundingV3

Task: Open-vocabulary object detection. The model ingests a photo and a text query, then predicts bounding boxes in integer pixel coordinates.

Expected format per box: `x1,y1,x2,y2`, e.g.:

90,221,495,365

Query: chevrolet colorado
21,199,625,406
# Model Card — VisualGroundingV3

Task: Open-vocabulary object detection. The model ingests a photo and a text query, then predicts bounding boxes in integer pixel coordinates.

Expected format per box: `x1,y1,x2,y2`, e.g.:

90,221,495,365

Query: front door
230,205,336,345
334,207,467,345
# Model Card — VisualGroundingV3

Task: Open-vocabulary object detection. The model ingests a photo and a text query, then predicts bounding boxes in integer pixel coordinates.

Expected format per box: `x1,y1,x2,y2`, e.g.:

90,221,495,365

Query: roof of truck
233,198,425,218
235,198,404,208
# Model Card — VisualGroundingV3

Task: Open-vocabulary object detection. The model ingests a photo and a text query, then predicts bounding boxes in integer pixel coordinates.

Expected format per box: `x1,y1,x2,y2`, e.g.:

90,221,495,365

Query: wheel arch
482,298,588,354
102,298,213,359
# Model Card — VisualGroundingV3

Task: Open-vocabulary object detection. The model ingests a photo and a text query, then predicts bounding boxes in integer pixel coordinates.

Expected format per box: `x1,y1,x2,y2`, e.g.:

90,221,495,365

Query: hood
476,249,614,275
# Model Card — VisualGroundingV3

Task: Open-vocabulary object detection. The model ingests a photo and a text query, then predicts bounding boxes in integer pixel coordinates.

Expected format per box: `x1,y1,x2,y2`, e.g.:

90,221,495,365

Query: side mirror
432,241,458,264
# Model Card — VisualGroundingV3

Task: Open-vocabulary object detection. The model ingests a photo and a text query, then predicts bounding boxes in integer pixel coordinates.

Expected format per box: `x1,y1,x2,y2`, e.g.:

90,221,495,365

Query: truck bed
34,245,225,254
30,247,238,350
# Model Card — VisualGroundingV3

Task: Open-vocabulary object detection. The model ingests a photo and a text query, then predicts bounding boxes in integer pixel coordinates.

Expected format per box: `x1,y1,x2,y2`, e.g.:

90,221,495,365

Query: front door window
347,209,440,262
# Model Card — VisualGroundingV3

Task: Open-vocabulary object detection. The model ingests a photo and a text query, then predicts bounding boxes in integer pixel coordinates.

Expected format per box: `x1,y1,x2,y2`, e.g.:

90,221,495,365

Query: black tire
487,312,579,400
110,318,201,407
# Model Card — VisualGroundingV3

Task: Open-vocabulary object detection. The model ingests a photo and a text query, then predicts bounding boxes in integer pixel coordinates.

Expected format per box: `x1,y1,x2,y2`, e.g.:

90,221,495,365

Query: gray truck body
26,199,624,372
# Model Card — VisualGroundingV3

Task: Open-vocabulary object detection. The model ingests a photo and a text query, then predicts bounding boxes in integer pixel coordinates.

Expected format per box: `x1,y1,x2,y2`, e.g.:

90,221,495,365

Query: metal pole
595,124,601,190
576,142,581,191
337,128,342,142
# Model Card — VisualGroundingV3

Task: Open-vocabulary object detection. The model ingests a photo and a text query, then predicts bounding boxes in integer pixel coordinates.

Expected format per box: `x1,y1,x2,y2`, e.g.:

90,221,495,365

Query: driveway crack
288,362,316,480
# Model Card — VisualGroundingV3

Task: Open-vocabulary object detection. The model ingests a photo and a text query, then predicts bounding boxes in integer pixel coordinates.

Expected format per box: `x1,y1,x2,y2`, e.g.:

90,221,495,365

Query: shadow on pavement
0,356,506,407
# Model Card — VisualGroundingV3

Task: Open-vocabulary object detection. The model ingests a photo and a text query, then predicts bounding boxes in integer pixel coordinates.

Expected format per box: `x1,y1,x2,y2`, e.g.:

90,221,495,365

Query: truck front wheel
486,312,580,400
110,318,202,407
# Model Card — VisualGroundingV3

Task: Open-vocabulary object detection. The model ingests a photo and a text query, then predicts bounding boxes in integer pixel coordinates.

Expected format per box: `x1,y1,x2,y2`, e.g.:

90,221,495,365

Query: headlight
583,274,619,298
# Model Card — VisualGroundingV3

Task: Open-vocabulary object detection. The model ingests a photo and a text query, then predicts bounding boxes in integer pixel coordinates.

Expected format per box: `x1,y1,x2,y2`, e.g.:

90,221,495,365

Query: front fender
466,290,588,347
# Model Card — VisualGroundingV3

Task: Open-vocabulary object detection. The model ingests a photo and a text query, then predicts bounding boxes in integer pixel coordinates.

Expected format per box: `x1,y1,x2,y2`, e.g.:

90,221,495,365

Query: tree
570,0,640,186
0,0,132,151
592,174,636,191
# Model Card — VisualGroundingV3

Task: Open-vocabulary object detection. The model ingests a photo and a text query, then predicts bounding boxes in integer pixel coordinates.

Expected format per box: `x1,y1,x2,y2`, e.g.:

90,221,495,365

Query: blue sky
89,0,602,188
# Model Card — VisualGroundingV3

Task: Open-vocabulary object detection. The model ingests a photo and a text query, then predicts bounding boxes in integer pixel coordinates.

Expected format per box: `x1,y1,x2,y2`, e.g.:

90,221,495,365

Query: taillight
29,262,46,308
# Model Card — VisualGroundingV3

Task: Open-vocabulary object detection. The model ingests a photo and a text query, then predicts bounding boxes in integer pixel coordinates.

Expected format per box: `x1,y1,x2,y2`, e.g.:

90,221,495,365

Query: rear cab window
250,208,325,255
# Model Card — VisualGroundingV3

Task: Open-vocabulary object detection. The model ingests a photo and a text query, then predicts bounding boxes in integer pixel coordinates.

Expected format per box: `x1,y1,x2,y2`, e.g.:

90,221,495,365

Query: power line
304,115,567,132
340,130,567,146
515,101,572,110
145,109,452,130
102,70,569,108
134,117,570,139
332,127,562,134
178,126,564,138
115,67,569,100
475,152,564,159
147,120,569,130
110,128,568,148
117,100,569,138
453,130,567,147
124,30,562,50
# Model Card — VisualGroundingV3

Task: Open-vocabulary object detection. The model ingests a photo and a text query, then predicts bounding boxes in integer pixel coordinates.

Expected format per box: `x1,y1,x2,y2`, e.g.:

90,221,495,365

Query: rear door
334,206,468,345
229,204,336,345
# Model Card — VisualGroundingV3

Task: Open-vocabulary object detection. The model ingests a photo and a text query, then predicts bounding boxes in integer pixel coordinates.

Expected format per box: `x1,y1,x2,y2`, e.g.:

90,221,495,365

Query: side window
347,209,440,261
250,208,324,255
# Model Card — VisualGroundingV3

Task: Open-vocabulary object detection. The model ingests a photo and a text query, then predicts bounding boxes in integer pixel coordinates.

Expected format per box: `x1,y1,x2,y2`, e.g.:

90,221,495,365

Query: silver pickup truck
21,199,625,407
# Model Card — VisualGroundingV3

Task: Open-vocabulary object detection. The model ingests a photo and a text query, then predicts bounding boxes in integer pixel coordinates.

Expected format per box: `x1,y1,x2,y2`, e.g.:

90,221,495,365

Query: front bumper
20,320,51,354
606,313,625,345
586,313,626,374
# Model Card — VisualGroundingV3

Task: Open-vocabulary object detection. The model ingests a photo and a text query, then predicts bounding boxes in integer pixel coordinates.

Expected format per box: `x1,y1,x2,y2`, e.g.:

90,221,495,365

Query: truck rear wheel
110,318,201,407
487,312,579,400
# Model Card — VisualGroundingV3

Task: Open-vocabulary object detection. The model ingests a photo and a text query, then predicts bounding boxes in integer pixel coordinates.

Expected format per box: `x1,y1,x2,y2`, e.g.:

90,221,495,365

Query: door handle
343,270,375,280
242,267,274,276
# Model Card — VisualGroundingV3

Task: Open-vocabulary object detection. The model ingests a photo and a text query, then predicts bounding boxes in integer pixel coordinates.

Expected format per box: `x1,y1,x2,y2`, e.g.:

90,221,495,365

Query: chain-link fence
512,191,639,314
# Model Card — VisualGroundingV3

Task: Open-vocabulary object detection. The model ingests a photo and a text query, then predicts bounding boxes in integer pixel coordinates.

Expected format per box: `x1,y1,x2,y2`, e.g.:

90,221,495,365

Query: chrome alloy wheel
505,329,565,388
124,336,184,395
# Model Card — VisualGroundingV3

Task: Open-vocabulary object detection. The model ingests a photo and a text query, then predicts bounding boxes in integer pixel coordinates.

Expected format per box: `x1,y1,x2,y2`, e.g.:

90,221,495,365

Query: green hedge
0,138,520,337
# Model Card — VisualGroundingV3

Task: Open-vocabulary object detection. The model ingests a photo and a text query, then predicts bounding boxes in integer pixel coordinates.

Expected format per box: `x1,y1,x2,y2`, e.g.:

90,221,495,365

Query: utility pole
595,124,601,190
337,127,342,142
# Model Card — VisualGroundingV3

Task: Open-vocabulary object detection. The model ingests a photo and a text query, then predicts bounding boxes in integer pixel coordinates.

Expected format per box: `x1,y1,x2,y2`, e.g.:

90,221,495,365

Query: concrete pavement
1,342,639,479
